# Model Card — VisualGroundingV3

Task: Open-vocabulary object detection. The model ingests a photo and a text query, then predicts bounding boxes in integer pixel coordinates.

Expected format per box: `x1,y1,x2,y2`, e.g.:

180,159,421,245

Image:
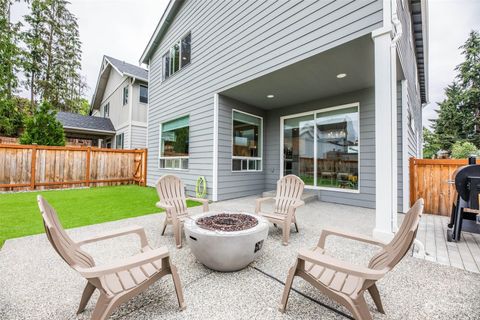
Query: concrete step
261,190,318,203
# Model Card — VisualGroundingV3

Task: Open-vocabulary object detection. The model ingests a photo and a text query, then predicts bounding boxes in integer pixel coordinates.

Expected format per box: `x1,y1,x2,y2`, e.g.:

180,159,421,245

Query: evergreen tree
0,0,23,99
23,0,86,112
20,101,65,146
429,30,480,152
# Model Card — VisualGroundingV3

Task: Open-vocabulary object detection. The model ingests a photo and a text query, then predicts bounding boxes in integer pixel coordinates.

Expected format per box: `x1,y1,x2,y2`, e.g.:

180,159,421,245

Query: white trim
401,80,409,213
62,126,115,134
131,121,148,128
212,94,219,201
231,109,264,173
279,102,360,192
128,79,134,149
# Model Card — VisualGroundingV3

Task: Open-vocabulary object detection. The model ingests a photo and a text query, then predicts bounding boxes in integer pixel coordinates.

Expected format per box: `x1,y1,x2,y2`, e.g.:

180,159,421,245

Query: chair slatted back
156,175,188,217
37,196,95,269
368,199,424,271
274,175,305,214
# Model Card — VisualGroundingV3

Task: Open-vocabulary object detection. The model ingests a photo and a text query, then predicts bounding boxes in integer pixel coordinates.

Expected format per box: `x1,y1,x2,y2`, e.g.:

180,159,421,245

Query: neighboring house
140,0,428,240
90,55,149,149
56,111,115,147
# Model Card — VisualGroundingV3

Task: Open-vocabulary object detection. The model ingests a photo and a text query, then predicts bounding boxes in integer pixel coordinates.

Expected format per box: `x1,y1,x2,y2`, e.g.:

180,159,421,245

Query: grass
0,185,201,246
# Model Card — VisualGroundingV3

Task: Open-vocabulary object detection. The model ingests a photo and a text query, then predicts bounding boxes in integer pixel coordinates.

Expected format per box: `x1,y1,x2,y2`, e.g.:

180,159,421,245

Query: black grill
447,157,480,242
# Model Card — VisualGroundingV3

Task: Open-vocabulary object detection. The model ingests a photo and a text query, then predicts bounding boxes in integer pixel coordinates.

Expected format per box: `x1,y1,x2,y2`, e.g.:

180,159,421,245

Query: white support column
212,93,219,202
372,27,398,241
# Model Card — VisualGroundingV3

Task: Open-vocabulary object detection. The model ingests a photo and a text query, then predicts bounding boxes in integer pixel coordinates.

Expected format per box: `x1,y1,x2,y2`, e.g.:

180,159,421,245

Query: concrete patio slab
1,196,479,319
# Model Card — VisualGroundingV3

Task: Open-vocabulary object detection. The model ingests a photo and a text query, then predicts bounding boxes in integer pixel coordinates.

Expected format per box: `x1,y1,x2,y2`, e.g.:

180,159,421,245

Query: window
103,103,109,118
232,110,262,171
115,133,124,149
123,86,128,105
282,104,359,191
163,32,191,80
159,116,189,170
139,85,148,103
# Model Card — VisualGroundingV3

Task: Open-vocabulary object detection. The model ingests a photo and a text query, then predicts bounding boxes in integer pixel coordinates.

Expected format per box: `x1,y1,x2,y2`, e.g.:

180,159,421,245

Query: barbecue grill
447,157,480,242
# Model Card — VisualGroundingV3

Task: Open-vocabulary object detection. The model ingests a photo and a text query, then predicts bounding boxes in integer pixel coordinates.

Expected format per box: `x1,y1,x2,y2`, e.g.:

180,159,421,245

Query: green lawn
0,185,201,246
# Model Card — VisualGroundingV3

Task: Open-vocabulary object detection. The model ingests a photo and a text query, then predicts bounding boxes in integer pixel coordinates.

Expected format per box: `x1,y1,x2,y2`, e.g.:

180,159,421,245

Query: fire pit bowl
184,212,269,272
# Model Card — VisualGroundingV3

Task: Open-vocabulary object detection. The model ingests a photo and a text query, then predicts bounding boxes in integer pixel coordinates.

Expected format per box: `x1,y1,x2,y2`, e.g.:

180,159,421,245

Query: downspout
129,77,136,149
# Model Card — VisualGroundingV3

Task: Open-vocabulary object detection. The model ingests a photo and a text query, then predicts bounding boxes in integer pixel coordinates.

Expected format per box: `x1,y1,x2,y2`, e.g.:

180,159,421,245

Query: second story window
123,86,129,106
163,32,191,80
139,85,148,104
103,102,109,118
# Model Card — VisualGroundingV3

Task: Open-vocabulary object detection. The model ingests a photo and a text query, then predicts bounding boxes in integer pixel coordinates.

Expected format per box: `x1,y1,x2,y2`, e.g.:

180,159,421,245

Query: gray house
90,56,149,149
140,0,428,241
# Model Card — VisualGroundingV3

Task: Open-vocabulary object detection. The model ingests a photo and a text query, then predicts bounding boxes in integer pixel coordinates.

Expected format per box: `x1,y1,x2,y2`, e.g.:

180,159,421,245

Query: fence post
30,145,37,190
85,147,91,187
409,157,415,206
142,149,148,186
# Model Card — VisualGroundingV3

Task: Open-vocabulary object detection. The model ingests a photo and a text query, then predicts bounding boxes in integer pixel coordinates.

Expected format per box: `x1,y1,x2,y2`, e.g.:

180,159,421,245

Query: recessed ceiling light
267,94,275,99
336,73,347,79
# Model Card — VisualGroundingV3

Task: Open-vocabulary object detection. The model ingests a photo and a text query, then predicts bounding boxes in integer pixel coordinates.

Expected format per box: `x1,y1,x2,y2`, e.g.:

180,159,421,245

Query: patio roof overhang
219,35,394,110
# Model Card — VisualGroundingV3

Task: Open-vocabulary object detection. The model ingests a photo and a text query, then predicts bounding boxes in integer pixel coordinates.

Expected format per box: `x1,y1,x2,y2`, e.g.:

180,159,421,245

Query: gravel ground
1,196,479,320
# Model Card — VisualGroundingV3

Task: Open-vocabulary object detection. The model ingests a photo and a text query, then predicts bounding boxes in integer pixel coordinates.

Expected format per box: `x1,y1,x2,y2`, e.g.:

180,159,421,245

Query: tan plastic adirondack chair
279,198,424,320
156,174,209,248
37,195,186,320
255,175,305,245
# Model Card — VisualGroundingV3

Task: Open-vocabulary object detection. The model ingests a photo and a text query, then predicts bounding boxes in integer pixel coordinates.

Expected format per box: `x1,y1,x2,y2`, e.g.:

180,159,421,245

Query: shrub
451,141,478,159
0,98,24,137
20,101,65,146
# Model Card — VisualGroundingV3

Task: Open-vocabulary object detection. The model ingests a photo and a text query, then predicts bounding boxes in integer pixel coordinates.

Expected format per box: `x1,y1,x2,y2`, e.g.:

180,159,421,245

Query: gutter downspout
129,77,136,149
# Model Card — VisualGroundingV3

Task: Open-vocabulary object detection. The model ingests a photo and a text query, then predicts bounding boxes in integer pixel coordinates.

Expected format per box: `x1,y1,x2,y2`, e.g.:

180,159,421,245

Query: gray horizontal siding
265,88,376,209
147,0,383,199
131,125,147,149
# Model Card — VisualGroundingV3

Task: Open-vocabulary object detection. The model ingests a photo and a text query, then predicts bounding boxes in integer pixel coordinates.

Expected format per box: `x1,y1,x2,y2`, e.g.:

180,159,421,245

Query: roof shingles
56,112,115,133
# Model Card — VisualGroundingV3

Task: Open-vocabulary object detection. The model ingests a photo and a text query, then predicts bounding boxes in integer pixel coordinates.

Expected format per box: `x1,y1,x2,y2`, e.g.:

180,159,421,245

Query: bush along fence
409,157,480,216
0,144,147,191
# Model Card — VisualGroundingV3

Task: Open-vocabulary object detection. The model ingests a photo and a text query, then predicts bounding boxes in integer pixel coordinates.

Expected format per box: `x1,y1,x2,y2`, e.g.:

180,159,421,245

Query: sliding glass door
282,104,359,191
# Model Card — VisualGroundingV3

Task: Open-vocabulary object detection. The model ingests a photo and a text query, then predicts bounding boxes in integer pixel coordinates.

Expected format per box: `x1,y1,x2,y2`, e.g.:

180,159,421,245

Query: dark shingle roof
56,112,115,133
105,55,148,81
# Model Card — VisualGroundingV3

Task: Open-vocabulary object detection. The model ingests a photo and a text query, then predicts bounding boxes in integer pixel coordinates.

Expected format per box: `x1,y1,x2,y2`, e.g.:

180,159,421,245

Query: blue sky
11,0,480,129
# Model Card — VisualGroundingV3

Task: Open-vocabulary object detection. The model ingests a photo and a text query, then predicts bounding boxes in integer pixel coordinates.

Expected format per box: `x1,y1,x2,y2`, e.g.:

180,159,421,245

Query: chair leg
170,263,186,310
367,284,385,314
77,282,96,314
173,220,182,248
349,295,372,320
282,222,290,246
278,262,297,313
294,222,299,233
161,217,169,236
91,293,115,320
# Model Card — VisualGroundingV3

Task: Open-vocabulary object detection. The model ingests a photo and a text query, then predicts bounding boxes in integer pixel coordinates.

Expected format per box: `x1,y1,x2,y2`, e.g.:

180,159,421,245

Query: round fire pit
184,212,269,272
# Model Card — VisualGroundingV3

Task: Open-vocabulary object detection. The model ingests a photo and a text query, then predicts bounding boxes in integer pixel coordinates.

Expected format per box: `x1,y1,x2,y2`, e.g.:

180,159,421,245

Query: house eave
140,0,185,65
63,126,116,135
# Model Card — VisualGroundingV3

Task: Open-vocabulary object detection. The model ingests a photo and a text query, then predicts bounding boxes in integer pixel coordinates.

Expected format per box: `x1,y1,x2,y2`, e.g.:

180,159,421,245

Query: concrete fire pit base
184,212,269,272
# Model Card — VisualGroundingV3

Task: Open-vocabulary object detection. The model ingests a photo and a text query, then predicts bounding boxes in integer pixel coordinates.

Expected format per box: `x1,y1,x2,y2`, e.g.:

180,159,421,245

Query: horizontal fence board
0,144,147,191
410,158,479,216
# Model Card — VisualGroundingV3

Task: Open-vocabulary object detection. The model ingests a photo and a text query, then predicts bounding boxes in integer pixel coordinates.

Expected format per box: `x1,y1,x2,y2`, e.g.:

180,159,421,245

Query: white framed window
162,32,191,80
103,102,109,118
115,133,124,149
281,103,360,192
232,110,263,172
159,115,189,170
123,86,128,106
139,85,148,104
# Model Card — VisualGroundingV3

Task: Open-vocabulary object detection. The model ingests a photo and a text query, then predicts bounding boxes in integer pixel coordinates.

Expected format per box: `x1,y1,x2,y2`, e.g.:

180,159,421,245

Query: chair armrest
297,248,387,280
156,201,173,211
317,227,387,249
76,225,148,248
255,197,273,213
186,197,209,212
77,247,170,278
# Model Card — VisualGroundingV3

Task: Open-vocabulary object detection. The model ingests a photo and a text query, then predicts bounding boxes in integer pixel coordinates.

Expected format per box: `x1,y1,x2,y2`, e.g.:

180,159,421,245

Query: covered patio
1,197,478,319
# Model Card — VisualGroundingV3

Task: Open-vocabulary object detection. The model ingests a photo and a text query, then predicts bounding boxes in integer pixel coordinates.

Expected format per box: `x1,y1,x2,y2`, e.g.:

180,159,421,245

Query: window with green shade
232,110,262,172
159,116,189,170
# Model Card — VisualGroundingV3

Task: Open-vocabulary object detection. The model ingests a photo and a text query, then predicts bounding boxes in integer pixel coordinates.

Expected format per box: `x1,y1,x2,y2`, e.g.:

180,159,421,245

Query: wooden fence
0,144,147,191
409,158,480,216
